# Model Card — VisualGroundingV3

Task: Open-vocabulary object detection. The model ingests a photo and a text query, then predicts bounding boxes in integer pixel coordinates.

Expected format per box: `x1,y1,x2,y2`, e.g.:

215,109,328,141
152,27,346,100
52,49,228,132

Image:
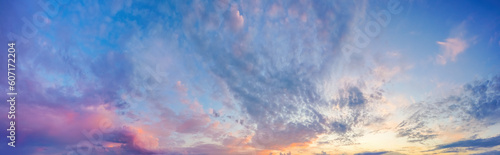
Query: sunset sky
1,0,500,154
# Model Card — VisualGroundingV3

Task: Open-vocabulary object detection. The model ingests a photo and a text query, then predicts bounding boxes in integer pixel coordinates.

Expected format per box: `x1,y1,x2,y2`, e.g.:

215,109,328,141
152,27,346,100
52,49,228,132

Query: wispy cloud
436,38,468,65
435,135,500,150
436,21,470,65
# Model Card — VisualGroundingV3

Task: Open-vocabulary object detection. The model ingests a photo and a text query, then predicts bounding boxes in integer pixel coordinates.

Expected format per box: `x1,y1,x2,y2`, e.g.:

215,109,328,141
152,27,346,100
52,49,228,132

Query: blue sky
1,0,500,154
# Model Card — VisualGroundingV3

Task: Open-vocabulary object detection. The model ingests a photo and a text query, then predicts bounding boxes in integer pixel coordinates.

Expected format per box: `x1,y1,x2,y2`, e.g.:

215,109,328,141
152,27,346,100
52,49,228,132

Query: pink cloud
175,81,188,96
227,4,245,31
436,38,468,65
126,126,160,151
175,116,211,133
8,103,120,146
268,4,283,18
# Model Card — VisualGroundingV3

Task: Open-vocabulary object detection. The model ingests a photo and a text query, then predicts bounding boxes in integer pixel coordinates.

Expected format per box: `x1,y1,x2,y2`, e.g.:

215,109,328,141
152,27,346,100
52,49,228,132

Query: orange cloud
129,126,160,151
256,138,317,155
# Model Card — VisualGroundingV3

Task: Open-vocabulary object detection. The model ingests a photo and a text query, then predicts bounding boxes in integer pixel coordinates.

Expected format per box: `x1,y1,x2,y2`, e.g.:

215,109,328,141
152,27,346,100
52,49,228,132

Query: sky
0,0,500,154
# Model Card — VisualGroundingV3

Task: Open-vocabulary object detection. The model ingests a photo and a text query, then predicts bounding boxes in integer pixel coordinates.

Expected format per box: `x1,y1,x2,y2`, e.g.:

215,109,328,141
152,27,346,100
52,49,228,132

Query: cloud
436,38,468,65
397,75,500,143
473,150,500,155
435,135,500,150
436,21,470,65
355,151,389,155
181,0,389,149
173,0,415,151
178,143,255,155
175,81,188,96
1,0,410,154
226,4,244,31
98,126,160,154
396,121,438,143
